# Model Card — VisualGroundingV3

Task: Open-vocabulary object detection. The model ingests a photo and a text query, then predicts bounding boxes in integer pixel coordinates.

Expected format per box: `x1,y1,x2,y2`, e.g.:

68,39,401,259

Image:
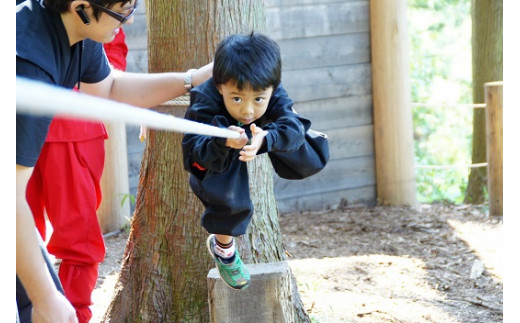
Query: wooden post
207,262,294,323
485,81,503,216
370,1,417,206
98,121,130,233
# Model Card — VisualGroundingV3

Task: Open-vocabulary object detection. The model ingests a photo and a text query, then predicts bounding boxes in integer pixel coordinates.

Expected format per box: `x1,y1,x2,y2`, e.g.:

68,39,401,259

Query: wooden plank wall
265,0,376,212
122,0,377,213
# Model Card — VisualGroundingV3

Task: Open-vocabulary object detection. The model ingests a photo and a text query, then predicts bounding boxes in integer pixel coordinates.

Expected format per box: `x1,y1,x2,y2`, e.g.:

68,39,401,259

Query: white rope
411,103,486,109
416,163,487,169
16,77,240,139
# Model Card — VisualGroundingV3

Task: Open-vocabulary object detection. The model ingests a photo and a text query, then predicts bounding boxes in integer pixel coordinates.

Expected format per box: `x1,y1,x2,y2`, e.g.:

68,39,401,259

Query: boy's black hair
44,0,131,19
213,31,282,91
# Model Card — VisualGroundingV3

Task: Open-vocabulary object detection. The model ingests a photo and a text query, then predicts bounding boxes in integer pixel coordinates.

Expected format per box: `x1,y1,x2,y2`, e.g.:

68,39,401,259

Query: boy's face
218,81,273,126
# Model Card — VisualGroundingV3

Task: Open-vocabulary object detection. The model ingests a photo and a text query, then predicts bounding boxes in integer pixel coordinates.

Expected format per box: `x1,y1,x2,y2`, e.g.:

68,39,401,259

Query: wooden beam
485,81,503,216
98,122,130,233
369,0,417,206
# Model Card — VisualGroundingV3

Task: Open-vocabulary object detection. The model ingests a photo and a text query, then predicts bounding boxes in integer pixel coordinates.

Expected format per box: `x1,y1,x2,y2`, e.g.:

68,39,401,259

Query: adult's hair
44,0,132,20
213,31,282,91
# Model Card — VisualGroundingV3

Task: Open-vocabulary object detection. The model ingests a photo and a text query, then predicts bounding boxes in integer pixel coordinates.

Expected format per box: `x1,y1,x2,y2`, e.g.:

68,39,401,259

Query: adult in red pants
26,29,128,323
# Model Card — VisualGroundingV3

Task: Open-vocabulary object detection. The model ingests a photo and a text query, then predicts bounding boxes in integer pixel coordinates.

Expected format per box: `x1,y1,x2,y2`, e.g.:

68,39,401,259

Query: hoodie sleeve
182,85,236,180
258,84,309,154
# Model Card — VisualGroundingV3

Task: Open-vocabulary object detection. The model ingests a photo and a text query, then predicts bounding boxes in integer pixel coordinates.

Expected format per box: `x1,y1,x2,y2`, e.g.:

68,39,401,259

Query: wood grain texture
282,63,372,102
294,94,373,130
274,156,376,200
485,82,503,216
276,186,377,213
208,262,294,323
266,1,370,39
98,122,131,233
278,32,371,71
370,0,417,206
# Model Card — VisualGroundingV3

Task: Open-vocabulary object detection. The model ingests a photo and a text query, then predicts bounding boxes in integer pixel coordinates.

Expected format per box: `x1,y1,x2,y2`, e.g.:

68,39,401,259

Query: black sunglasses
87,0,139,24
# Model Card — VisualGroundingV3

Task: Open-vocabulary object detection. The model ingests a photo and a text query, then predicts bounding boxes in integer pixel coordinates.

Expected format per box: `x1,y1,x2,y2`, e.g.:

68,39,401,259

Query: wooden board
326,125,375,160
126,49,148,73
123,13,147,49
282,63,373,102
122,9,148,73
266,1,370,39
294,95,373,130
276,186,377,213
274,156,376,200
278,32,371,71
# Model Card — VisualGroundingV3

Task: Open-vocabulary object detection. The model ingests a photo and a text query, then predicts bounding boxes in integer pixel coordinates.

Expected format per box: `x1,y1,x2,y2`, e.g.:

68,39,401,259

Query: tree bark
104,1,309,321
465,0,502,204
103,119,211,322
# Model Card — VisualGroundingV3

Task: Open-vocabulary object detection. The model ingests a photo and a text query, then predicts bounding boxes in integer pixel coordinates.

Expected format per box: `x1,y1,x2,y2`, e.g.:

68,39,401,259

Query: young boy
182,32,320,290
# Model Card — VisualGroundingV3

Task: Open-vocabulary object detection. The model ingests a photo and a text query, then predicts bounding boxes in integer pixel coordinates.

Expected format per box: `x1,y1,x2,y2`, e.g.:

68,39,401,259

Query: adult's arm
16,165,78,323
79,62,213,108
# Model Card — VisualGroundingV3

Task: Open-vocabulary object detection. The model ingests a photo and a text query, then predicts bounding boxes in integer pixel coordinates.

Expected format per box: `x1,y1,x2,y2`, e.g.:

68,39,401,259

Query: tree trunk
104,1,309,321
103,119,211,322
465,0,502,204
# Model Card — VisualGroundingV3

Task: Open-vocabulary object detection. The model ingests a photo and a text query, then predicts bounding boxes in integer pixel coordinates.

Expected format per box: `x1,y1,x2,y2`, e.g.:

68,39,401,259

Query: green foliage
408,0,472,203
309,316,320,323
118,194,134,232
120,193,136,208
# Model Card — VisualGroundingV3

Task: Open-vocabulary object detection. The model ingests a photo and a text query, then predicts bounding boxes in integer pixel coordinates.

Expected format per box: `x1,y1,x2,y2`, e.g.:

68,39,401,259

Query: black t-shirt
16,0,111,166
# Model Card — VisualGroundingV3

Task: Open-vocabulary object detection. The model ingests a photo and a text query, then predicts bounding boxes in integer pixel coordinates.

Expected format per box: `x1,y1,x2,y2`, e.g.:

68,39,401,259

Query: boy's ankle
213,236,235,260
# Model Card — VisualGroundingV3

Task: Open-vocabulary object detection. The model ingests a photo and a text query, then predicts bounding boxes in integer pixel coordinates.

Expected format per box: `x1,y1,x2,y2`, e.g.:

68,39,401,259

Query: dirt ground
91,204,503,322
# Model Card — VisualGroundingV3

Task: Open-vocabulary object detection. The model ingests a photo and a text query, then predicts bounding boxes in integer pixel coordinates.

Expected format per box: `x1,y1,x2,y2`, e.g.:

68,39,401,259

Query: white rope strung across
416,162,488,169
16,77,240,139
411,102,486,109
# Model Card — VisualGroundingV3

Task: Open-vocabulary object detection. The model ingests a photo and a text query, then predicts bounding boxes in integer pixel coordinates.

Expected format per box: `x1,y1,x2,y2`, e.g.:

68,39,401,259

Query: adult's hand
32,291,78,323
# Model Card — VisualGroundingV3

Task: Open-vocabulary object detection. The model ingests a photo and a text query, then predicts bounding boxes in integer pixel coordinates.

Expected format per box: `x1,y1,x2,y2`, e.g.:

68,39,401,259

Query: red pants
26,137,106,323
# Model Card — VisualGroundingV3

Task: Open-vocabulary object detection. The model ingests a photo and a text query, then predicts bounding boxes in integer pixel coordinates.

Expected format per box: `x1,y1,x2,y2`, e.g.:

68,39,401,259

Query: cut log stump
207,261,295,323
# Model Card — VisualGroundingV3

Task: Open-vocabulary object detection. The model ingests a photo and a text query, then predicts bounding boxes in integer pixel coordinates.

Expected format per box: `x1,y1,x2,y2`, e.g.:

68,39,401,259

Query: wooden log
485,82,503,216
98,121,130,233
370,0,417,206
207,261,295,323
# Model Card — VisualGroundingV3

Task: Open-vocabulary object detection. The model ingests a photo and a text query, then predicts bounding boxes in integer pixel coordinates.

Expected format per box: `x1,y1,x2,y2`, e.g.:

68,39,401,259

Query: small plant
119,193,135,233
310,316,320,323
120,193,136,208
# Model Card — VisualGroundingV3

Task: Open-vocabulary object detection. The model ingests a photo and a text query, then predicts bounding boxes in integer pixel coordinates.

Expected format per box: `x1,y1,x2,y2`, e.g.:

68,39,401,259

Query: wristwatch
184,69,197,93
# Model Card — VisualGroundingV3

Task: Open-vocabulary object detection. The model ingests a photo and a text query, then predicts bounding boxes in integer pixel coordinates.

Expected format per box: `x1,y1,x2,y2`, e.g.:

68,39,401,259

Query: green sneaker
206,234,250,290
